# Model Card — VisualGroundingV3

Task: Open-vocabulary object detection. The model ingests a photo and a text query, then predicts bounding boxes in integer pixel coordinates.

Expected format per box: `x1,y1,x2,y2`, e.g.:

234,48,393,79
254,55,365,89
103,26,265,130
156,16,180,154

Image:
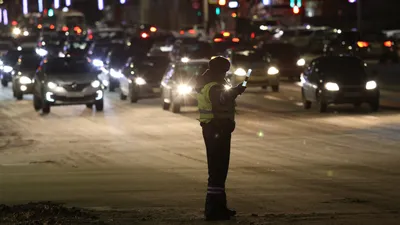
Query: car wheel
15,91,23,100
42,101,51,114
1,79,8,87
271,85,279,92
129,85,139,103
302,90,311,109
369,99,380,112
120,91,127,100
95,99,104,111
261,85,267,90
171,101,181,113
33,94,42,111
86,103,93,109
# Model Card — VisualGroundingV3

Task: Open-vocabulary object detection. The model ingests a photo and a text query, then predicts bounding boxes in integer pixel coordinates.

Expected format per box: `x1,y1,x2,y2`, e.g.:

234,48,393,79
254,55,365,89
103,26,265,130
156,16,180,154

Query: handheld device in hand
242,69,252,87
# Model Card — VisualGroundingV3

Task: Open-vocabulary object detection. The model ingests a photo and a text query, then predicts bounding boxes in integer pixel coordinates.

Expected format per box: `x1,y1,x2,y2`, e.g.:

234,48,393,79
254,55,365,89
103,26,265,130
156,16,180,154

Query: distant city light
228,1,238,8
349,0,356,3
62,7,69,12
38,0,43,12
262,0,270,5
23,0,28,14
54,0,60,9
3,9,8,25
0,9,2,23
65,0,71,6
120,0,126,3
98,0,104,10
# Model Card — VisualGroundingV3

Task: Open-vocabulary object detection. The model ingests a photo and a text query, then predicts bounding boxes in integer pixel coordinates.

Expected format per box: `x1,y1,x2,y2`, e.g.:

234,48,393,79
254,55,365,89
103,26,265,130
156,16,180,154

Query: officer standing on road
196,56,246,221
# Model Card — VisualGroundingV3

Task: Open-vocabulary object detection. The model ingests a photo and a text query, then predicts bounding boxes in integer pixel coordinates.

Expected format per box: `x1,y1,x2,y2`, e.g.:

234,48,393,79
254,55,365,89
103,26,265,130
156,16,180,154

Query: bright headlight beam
181,57,190,63
91,80,101,88
135,77,146,85
366,80,377,90
234,68,246,76
325,82,340,91
92,59,104,67
36,48,48,56
267,66,279,75
3,65,13,73
297,58,306,66
13,27,21,35
19,76,32,84
47,82,57,89
110,68,123,78
177,84,192,95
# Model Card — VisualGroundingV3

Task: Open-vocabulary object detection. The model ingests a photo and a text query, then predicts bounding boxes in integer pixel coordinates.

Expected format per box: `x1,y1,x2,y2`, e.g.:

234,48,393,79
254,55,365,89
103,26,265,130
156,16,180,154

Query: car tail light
251,32,255,39
222,31,230,37
384,41,393,47
232,37,240,42
180,30,184,34
188,29,195,34
74,26,82,34
88,34,93,40
37,24,43,29
214,38,223,42
141,32,149,38
357,41,369,48
11,20,18,26
150,26,157,32
50,24,55,29
62,26,69,32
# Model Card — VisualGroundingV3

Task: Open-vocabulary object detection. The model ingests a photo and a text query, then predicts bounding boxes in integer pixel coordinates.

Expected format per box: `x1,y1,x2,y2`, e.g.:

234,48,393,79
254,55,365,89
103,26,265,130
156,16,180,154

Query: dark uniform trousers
201,119,235,215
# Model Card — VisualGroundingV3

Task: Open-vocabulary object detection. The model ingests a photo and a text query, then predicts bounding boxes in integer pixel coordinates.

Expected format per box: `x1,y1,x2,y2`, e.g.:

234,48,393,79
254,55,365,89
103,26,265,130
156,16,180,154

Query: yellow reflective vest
197,82,235,123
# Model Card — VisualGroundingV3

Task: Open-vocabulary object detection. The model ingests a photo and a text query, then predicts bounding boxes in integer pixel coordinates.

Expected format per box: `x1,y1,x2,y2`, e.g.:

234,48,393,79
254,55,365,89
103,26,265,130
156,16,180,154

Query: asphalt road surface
1,82,400,225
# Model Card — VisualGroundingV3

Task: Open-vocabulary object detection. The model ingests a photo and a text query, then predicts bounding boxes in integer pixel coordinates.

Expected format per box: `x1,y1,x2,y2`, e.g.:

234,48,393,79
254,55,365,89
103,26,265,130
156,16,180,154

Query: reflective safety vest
197,82,235,123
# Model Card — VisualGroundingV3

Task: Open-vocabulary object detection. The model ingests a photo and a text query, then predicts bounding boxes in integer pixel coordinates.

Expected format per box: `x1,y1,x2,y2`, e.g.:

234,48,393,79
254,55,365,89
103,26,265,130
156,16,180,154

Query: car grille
341,85,364,92
62,83,90,92
251,68,267,76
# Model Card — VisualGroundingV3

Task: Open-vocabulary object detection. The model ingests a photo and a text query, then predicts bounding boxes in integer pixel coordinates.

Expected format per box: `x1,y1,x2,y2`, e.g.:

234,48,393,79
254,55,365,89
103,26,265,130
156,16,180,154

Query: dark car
102,46,133,91
301,56,379,113
12,53,42,99
261,42,305,80
32,57,104,114
59,40,91,58
1,49,34,87
161,59,209,113
87,41,125,67
37,35,63,57
171,40,214,62
224,47,280,91
323,31,398,62
119,56,170,102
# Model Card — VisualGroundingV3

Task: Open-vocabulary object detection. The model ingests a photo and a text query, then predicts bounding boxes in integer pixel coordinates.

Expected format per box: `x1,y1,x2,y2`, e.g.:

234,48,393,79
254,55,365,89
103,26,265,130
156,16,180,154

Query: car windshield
263,44,299,58
45,59,93,74
20,56,41,69
317,57,367,80
175,63,208,78
232,50,267,63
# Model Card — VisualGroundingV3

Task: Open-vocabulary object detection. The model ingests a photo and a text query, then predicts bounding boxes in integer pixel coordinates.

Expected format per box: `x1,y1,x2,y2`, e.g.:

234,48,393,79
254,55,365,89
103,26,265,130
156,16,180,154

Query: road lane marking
264,95,283,101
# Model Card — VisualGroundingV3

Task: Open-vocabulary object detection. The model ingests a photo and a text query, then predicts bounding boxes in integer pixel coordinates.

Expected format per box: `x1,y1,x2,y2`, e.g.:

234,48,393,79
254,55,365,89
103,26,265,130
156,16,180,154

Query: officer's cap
209,56,230,73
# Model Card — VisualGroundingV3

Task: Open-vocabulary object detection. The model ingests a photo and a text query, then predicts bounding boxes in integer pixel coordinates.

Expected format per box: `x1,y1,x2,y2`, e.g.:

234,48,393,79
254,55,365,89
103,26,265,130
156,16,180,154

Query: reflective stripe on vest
197,82,218,123
197,82,234,123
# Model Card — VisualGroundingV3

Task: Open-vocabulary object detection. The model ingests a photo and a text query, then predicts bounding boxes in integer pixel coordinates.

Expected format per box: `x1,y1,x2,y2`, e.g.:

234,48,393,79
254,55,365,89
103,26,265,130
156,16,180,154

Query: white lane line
264,95,283,101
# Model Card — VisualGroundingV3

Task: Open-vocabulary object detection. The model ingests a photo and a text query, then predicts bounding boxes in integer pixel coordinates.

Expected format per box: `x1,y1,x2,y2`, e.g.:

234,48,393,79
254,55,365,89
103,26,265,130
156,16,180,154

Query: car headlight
0,60,3,65
297,58,306,66
58,52,66,58
35,48,48,57
366,80,377,90
267,66,279,75
3,65,13,73
23,31,29,36
234,68,246,76
91,80,101,88
181,57,190,63
19,76,32,84
135,77,146,85
177,84,193,95
325,82,340,91
110,68,123,78
47,81,58,89
92,59,104,67
12,27,21,35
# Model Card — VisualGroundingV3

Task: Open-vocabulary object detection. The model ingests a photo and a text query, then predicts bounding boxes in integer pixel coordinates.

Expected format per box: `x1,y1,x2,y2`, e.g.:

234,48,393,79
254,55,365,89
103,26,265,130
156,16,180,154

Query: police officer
196,56,246,221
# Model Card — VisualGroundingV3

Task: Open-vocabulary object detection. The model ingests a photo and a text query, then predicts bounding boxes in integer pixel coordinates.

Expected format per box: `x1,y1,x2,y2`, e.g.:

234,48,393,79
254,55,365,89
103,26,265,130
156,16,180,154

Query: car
1,49,34,87
261,42,305,81
87,40,125,67
161,59,209,113
179,25,206,39
119,56,170,103
170,39,214,62
58,39,91,58
224,47,280,91
323,31,398,63
101,46,133,91
211,34,247,55
301,56,379,113
12,53,42,100
32,57,105,114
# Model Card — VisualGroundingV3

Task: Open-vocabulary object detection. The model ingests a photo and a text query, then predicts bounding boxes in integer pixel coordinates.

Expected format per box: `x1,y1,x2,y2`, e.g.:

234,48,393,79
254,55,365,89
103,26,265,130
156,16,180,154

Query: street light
23,0,28,14
98,0,104,10
3,9,7,25
65,0,71,7
54,0,60,9
38,0,44,12
120,0,126,3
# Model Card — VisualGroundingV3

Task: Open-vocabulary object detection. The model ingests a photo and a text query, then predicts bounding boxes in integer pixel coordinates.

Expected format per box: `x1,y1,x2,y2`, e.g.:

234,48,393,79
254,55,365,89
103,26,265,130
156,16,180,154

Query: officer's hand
235,83,247,95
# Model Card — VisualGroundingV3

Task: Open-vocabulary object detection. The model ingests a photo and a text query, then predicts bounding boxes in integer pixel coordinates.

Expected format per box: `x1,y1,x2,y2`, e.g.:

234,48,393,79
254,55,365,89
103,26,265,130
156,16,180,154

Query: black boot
205,194,231,221
222,192,236,216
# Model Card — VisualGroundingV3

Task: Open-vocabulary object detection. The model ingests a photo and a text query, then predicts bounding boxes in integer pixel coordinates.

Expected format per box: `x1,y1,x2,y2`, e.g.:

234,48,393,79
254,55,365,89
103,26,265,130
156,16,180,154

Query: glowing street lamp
98,0,104,10
54,0,60,9
38,0,44,12
66,0,71,6
23,0,28,14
